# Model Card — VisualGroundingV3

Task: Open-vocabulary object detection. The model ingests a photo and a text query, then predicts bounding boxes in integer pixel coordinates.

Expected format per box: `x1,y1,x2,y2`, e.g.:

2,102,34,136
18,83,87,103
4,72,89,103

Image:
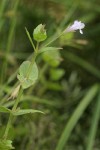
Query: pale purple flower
64,20,85,34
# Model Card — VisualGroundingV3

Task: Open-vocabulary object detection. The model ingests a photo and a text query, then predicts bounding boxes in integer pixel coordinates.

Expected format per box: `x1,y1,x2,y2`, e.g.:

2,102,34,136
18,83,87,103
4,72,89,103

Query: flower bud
33,24,47,42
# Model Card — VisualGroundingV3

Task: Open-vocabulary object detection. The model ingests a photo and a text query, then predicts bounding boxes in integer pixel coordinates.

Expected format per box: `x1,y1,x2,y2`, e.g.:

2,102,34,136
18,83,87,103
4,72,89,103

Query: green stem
3,29,39,140
12,86,23,111
25,27,35,51
44,32,64,47
26,40,39,79
3,113,13,140
36,42,39,51
3,50,37,139
26,51,38,79
3,26,39,140
3,86,23,140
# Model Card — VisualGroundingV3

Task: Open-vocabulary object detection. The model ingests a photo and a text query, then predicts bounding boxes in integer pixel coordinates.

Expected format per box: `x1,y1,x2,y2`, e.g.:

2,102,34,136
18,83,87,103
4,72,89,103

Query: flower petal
64,20,85,34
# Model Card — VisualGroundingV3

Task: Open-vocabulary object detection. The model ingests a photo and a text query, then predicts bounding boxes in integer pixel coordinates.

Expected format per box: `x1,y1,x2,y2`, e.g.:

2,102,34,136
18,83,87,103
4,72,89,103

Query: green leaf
39,47,62,54
50,68,65,81
42,50,61,67
0,106,11,113
33,24,47,42
17,61,38,89
13,109,44,116
0,139,14,150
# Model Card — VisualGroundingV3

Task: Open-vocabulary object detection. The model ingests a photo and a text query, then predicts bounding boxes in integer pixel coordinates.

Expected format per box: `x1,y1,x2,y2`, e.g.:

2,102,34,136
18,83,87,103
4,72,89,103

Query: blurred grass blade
3,95,62,108
0,0,6,17
6,0,20,54
86,92,100,150
56,84,99,150
59,0,78,29
42,0,78,48
64,51,100,79
0,0,7,30
1,0,20,84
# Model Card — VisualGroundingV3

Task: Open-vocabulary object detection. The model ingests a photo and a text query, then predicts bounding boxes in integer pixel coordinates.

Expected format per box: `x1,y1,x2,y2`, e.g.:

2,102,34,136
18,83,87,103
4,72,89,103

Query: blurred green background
0,0,100,150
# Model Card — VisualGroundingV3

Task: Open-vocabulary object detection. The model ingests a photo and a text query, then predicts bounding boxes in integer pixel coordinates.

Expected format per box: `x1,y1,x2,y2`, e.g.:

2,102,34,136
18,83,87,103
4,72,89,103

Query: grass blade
86,92,100,150
56,84,99,150
1,0,20,83
0,0,7,30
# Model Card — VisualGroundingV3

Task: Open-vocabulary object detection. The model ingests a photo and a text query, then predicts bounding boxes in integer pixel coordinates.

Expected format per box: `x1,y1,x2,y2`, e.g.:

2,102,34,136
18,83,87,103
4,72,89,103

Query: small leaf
42,50,62,67
39,47,62,54
17,61,38,89
13,109,44,116
47,81,62,91
0,106,11,113
33,24,47,42
50,68,65,81
0,139,14,150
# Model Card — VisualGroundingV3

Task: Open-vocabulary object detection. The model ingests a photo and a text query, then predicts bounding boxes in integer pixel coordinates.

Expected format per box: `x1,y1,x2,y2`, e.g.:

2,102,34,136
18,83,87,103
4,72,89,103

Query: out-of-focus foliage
0,0,100,150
